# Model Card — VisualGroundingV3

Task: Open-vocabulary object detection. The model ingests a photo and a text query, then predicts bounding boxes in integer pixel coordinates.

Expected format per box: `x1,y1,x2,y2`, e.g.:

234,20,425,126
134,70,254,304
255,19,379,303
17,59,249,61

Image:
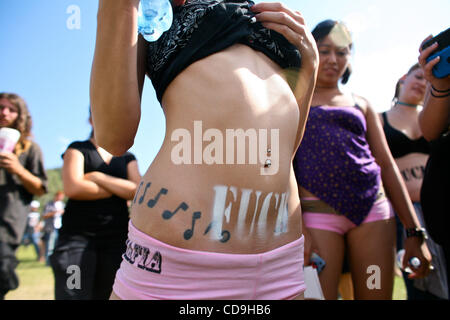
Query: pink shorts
112,221,306,300
303,197,395,235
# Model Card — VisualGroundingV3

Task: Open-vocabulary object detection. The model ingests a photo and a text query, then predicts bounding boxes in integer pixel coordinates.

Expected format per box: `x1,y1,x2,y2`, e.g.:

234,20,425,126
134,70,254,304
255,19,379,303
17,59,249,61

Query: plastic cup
0,128,21,153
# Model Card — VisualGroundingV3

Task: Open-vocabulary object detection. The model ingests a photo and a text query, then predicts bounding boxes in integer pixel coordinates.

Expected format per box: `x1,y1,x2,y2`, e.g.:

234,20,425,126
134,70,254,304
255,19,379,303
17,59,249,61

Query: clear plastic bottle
396,249,421,274
138,0,173,42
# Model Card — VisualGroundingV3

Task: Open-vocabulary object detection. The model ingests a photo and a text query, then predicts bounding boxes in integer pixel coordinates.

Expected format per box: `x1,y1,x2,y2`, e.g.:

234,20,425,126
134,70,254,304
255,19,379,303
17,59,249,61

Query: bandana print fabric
145,0,302,103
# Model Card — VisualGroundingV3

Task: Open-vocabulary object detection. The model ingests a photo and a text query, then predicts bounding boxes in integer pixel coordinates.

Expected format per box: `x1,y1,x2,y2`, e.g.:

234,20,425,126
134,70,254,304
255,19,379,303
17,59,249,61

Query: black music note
183,211,202,240
147,188,168,208
162,202,189,220
204,222,231,243
133,181,144,204
138,182,151,205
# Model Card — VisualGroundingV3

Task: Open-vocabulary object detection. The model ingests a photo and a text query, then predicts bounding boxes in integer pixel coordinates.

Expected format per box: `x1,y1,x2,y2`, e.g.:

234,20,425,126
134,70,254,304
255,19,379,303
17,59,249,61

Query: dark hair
312,20,353,84
393,63,421,101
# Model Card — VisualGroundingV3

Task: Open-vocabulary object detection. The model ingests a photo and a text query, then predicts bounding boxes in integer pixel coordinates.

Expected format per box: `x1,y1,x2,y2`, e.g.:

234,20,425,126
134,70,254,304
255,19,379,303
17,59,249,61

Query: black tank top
381,112,430,158
146,0,301,103
59,140,136,239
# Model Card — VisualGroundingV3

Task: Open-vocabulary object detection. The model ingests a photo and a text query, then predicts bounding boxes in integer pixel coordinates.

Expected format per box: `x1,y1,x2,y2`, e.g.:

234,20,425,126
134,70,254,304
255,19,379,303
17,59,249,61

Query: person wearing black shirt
380,64,448,300
0,92,47,300
418,35,450,299
50,112,141,300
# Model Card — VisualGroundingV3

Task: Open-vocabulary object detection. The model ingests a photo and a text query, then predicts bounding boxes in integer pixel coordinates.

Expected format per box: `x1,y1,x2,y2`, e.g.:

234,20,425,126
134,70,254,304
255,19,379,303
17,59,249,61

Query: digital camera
421,27,450,78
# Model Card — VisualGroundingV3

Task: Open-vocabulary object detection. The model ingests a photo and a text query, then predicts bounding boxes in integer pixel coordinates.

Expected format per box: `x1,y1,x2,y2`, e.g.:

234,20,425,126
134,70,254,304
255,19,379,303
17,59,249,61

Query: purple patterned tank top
293,105,381,225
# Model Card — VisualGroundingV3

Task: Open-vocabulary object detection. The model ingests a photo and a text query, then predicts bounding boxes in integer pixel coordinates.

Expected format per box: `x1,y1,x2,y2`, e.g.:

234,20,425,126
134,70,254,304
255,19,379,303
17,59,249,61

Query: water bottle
138,0,173,42
396,249,421,274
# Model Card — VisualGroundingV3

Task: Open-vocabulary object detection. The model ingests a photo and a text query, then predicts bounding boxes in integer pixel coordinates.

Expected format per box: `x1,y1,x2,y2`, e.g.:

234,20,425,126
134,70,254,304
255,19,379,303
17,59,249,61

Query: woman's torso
382,108,430,202
295,93,382,225
131,44,303,254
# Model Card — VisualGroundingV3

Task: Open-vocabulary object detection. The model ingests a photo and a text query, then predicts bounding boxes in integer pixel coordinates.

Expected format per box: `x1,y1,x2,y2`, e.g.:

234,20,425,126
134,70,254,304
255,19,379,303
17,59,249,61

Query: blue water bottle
138,0,173,42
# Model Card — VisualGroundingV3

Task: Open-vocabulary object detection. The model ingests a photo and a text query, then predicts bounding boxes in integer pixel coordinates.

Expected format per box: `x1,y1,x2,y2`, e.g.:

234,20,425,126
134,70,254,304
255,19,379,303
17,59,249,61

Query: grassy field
5,245,55,300
5,244,407,300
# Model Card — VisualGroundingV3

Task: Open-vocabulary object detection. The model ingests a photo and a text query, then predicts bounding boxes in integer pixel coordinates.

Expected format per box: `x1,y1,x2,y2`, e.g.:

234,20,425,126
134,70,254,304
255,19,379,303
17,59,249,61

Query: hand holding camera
420,28,450,80
419,28,450,98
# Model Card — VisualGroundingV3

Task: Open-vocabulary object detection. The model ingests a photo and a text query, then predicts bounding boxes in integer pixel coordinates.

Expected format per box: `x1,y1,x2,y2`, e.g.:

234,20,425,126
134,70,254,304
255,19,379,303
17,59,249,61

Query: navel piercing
264,148,272,168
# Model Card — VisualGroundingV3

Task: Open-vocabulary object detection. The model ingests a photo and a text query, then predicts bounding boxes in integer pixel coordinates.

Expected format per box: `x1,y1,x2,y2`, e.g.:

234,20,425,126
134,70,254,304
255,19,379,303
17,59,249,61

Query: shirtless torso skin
132,44,304,254
90,1,318,256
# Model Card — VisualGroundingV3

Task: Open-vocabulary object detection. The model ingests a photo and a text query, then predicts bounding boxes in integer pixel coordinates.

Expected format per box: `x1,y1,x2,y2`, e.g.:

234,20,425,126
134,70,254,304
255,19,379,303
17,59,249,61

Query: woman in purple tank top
293,20,432,300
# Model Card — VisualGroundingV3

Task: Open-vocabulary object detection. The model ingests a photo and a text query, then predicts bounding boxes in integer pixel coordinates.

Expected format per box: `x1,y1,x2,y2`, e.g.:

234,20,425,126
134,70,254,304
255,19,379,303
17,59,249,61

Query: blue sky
1,0,449,172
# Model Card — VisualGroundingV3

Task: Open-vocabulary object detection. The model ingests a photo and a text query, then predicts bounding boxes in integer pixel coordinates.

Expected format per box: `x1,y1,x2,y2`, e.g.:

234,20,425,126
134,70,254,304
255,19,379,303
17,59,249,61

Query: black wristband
406,227,428,241
430,89,450,98
431,85,450,93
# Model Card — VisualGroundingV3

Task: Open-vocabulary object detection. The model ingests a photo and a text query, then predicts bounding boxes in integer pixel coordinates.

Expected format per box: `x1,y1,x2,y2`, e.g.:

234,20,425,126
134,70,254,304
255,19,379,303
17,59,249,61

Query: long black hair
312,20,353,84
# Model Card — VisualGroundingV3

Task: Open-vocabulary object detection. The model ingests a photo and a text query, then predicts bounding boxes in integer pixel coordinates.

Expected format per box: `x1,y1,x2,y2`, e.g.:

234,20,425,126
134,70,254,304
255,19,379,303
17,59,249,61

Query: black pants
49,234,126,300
0,242,19,299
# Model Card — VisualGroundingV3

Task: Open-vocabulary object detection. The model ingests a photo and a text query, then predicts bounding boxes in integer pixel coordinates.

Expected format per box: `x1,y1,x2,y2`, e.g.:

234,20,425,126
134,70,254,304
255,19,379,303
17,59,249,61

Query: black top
147,0,302,103
0,142,48,245
381,112,430,158
59,140,136,239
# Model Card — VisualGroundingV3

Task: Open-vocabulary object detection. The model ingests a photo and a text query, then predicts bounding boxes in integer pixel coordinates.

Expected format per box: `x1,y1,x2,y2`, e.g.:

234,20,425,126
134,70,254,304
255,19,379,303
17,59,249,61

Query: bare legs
309,218,396,300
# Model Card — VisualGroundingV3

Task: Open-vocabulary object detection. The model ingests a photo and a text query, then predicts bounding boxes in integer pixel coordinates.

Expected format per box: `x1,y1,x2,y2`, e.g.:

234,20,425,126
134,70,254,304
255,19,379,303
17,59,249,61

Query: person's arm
419,90,450,141
84,159,141,200
42,210,57,219
417,37,450,141
62,148,113,200
251,2,319,144
364,99,431,278
90,0,147,156
42,207,64,219
0,151,45,195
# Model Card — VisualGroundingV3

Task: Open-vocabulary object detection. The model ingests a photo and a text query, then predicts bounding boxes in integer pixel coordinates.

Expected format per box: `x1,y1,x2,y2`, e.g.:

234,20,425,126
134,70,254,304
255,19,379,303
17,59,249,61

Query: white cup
0,128,21,153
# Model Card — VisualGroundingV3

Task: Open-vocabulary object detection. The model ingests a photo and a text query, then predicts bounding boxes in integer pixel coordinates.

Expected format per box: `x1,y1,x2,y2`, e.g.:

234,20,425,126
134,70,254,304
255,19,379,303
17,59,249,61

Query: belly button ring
264,149,272,168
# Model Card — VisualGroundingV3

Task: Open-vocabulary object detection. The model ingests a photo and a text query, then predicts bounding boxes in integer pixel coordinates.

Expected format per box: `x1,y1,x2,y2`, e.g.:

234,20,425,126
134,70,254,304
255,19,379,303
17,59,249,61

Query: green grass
5,245,54,300
5,244,407,300
393,275,407,300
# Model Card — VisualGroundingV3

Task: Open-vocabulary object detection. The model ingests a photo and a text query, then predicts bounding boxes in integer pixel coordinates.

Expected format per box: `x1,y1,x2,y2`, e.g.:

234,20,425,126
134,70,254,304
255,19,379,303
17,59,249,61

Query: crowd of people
0,0,448,301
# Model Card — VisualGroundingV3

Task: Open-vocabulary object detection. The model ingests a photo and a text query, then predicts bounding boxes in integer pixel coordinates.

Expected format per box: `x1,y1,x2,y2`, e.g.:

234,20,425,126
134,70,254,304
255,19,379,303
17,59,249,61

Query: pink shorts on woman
112,221,306,300
303,197,395,235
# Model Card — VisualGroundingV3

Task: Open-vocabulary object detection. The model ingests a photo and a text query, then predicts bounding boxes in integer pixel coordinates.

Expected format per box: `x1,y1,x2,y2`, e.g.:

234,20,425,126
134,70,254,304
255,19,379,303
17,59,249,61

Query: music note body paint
162,202,189,220
147,188,168,208
183,211,202,240
132,181,291,244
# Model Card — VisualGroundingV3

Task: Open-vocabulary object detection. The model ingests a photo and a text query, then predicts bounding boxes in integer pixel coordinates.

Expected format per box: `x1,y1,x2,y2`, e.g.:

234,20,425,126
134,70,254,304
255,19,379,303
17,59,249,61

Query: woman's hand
402,236,432,279
302,225,321,267
251,2,318,144
418,36,450,91
251,2,319,72
84,171,104,184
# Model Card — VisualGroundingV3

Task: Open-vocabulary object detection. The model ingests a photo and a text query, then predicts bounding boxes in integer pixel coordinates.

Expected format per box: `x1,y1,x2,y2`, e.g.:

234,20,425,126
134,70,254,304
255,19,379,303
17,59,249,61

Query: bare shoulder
352,93,379,119
352,94,369,111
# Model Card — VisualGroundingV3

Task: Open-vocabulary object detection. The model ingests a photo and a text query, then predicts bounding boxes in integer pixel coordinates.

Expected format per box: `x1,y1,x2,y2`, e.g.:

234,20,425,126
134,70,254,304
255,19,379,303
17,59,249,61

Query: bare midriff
393,152,429,203
130,44,303,254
